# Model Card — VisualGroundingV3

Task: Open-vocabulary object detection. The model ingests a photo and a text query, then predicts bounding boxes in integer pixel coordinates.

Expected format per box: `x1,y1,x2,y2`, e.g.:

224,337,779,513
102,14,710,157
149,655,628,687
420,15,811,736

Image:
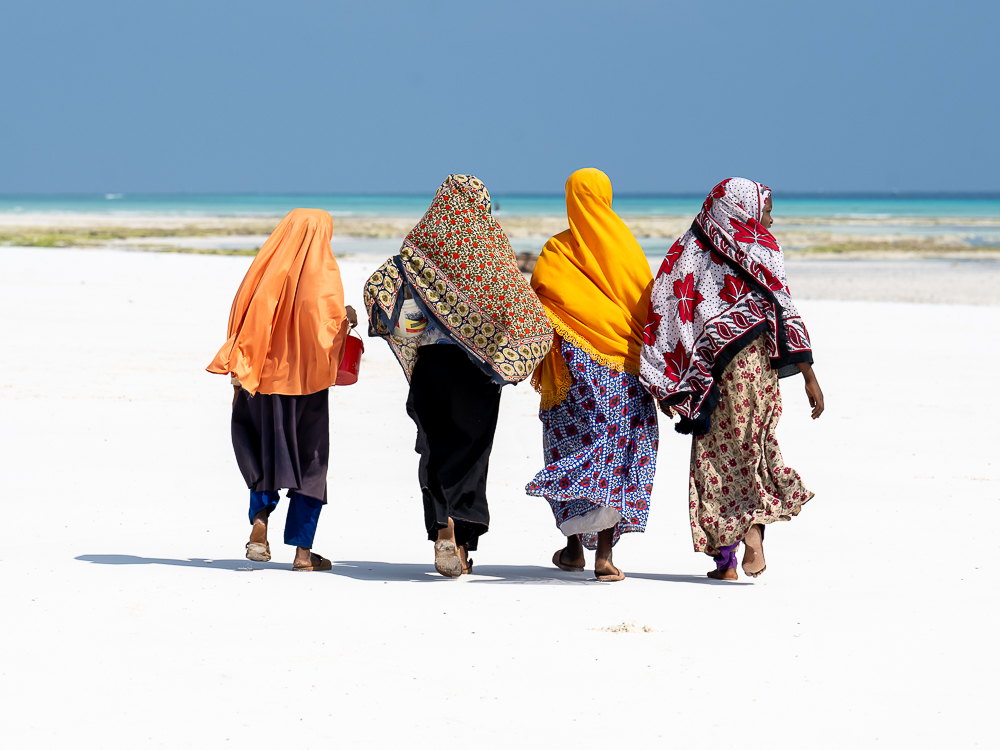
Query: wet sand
3,211,999,255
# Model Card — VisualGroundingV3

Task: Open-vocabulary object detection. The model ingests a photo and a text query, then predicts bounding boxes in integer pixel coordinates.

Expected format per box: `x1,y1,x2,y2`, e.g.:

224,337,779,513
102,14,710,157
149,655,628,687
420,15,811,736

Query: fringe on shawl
531,306,640,411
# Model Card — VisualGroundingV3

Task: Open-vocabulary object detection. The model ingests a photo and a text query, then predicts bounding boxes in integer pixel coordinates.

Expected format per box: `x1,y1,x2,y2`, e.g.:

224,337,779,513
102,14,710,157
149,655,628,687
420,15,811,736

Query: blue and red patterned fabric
525,339,659,549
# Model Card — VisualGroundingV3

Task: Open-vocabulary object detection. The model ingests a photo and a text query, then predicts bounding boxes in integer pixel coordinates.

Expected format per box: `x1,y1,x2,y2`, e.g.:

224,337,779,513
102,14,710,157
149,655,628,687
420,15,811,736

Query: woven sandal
245,540,271,563
434,539,463,578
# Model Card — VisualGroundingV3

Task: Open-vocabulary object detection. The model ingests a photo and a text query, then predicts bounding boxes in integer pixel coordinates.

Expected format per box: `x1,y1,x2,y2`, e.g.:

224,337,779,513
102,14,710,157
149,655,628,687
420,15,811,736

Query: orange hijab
531,168,653,408
207,209,349,396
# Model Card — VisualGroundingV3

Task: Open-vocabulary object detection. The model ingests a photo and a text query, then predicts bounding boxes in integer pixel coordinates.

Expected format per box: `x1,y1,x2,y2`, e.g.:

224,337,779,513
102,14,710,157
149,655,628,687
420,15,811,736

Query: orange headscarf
531,168,653,408
207,209,349,396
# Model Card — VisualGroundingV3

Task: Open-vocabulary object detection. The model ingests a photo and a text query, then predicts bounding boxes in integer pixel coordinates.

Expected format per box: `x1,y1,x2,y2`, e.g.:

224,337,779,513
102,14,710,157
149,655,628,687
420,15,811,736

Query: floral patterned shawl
364,174,553,384
639,178,813,435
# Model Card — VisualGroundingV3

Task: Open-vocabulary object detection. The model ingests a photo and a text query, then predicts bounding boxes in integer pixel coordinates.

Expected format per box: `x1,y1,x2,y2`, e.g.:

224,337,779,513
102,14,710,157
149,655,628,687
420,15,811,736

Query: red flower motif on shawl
657,239,685,276
663,340,691,383
642,295,661,345
758,264,786,291
673,273,704,324
702,179,730,213
718,274,750,304
730,216,781,252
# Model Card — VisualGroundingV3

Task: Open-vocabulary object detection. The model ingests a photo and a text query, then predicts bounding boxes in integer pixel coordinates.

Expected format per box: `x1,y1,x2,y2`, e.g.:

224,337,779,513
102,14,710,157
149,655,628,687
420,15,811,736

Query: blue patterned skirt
525,340,659,549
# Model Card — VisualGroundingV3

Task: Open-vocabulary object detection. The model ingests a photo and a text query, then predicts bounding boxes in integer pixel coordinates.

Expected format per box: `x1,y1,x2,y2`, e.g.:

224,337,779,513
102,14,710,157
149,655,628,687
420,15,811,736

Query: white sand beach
2,246,997,748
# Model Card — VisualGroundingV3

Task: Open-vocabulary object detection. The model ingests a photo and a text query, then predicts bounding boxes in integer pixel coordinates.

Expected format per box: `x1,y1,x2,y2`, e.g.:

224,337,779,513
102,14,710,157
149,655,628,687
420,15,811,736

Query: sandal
742,525,766,578
458,545,474,575
245,540,271,563
596,564,625,582
552,548,584,572
434,539,463,578
293,552,332,572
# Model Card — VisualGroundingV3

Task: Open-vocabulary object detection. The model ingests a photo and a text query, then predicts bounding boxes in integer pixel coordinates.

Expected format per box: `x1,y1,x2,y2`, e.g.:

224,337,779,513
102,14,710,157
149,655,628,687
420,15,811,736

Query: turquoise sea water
1,193,999,219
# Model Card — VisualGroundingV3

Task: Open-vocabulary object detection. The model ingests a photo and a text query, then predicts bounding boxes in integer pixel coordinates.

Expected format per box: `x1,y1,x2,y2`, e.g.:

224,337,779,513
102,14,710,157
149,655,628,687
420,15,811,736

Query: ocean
1,193,999,219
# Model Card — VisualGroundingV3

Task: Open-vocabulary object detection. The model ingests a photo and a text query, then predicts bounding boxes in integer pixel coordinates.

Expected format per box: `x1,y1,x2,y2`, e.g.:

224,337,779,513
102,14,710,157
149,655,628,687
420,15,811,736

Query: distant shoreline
1,212,998,258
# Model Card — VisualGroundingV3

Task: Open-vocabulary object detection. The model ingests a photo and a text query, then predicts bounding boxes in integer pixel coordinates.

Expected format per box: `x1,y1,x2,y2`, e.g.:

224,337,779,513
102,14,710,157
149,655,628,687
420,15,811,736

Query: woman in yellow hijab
526,168,659,581
207,209,358,571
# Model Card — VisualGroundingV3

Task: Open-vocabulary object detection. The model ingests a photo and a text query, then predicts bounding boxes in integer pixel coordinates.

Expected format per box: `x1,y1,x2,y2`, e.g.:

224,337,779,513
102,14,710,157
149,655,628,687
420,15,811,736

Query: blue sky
1,0,997,194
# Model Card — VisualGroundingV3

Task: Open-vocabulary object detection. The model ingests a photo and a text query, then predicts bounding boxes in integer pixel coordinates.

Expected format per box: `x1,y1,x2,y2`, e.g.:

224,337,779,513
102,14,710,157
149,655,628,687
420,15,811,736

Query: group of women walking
207,170,824,581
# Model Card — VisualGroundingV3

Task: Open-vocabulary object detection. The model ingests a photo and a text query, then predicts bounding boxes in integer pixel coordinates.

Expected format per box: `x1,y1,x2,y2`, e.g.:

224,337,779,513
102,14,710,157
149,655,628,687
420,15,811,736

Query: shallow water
1,193,998,219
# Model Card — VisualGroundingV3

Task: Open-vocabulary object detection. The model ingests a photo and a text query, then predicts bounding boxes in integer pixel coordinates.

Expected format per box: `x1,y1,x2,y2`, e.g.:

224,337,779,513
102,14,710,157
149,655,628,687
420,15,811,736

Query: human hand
345,305,358,328
798,363,824,419
232,384,241,407
658,400,675,419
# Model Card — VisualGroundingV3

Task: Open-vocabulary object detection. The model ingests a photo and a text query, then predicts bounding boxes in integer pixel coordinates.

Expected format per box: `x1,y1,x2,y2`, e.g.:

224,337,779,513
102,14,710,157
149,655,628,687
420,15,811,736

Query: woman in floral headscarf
640,178,824,580
364,175,553,577
525,168,659,582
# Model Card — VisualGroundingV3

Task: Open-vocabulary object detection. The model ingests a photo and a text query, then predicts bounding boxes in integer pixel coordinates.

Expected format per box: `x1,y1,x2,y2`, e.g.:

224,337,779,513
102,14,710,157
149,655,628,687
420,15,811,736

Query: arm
797,362,824,419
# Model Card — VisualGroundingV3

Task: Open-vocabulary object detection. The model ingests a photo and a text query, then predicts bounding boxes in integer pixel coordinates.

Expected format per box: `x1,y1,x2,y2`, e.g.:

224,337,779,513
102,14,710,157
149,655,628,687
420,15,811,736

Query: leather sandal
596,564,625,582
459,545,474,575
293,552,332,572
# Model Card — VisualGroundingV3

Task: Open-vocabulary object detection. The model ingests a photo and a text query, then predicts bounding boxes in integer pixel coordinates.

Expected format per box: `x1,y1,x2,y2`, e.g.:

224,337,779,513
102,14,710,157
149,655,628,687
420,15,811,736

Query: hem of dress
692,490,814,553
558,506,622,536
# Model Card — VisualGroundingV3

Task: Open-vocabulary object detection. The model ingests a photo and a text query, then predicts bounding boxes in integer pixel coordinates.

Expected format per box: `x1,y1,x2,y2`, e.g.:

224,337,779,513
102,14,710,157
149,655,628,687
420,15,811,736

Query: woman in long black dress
364,175,553,577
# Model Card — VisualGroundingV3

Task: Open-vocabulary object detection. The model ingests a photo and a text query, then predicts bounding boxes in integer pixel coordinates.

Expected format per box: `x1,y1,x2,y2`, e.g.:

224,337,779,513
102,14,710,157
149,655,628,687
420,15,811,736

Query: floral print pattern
364,174,553,384
526,340,659,550
639,177,813,435
689,336,813,554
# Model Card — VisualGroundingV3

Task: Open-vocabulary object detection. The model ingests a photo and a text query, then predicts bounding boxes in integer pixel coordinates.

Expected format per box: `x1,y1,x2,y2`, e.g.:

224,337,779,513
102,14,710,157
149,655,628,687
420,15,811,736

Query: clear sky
1,0,997,194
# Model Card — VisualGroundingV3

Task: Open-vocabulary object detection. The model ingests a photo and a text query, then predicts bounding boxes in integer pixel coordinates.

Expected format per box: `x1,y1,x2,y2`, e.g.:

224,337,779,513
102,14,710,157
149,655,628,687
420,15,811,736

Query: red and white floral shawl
639,178,813,434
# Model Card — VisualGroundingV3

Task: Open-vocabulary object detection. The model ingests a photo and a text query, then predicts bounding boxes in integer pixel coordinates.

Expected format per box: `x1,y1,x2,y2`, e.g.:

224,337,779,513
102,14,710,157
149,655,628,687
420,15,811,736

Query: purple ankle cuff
713,542,740,570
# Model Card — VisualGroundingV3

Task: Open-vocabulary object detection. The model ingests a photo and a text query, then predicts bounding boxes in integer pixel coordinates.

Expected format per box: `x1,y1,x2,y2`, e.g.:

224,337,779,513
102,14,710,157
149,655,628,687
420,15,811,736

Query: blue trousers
249,490,323,548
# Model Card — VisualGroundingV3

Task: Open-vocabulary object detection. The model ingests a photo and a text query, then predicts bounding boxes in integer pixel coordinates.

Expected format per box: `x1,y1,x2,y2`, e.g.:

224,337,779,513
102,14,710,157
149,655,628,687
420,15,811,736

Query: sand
1,246,997,748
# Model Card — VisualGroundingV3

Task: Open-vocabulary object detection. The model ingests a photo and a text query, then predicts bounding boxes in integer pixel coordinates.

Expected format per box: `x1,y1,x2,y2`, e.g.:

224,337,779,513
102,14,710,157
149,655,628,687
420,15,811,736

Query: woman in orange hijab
526,169,659,581
207,209,357,571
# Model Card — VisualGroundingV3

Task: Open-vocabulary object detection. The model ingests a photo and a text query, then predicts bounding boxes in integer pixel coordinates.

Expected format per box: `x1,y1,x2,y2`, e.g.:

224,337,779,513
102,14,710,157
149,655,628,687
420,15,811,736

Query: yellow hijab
531,168,653,409
207,209,349,396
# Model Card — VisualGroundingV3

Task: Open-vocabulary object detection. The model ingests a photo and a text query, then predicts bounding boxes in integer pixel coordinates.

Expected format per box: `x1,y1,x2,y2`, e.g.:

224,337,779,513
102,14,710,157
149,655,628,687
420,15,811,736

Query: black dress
231,388,330,503
405,346,502,551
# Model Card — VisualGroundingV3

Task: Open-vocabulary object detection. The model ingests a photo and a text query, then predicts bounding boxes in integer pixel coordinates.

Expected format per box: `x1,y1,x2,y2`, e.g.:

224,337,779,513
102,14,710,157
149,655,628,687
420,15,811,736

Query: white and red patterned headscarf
639,178,812,434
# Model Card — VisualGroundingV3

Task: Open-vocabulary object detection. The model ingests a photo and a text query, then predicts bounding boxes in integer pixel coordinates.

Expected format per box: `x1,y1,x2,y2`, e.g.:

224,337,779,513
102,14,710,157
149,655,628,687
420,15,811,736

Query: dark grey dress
231,388,329,503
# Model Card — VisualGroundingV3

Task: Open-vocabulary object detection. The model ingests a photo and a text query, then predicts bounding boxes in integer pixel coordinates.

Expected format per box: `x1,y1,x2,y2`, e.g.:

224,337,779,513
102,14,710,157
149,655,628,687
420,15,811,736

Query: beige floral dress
689,335,813,554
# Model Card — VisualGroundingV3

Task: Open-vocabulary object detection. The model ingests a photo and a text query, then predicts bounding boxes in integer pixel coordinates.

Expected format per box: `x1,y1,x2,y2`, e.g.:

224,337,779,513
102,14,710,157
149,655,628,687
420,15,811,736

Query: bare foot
249,510,268,542
707,567,738,580
293,546,312,567
742,524,766,578
594,527,624,581
292,548,332,571
553,533,585,571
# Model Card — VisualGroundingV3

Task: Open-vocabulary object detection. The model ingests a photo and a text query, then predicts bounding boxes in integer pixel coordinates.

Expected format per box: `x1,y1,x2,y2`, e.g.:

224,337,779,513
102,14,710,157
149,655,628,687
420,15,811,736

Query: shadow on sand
75,554,747,586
